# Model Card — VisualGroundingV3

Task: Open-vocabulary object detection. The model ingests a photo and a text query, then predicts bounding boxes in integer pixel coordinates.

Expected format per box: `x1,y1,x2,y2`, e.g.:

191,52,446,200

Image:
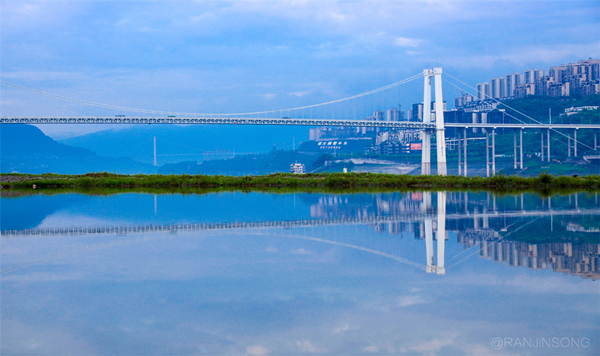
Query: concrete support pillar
594,130,598,151
541,131,545,161
486,129,496,176
458,131,462,176
514,130,518,169
487,131,490,177
514,129,523,170
433,68,447,176
547,128,551,162
422,132,431,175
574,129,578,157
464,128,468,176
520,129,523,169
458,128,467,177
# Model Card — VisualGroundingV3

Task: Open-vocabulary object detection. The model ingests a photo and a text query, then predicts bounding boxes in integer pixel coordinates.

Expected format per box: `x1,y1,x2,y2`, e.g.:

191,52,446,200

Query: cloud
404,332,461,356
288,91,311,97
445,272,599,295
246,345,270,356
190,12,218,24
333,324,357,335
262,94,277,100
442,42,600,69
295,340,327,353
1,320,96,355
395,37,422,47
362,345,379,353
290,248,311,255
397,294,427,307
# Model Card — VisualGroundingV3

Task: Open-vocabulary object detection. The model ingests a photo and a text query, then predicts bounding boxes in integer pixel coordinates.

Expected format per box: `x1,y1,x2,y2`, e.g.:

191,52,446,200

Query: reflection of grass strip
2,172,599,194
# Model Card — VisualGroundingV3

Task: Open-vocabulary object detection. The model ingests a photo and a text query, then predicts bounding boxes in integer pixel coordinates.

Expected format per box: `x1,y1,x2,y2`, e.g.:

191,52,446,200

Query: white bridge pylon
421,68,447,176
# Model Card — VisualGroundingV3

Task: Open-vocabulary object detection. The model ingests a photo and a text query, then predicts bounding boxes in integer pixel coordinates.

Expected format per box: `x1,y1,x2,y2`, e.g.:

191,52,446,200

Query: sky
1,0,599,137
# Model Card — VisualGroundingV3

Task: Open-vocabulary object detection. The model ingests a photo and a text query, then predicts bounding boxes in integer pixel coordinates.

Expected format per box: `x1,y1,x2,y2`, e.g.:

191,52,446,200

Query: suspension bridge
1,68,599,176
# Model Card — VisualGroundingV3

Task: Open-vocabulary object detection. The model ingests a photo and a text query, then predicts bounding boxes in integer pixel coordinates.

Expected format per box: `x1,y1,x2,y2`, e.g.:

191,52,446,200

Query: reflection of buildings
458,233,600,280
308,191,600,279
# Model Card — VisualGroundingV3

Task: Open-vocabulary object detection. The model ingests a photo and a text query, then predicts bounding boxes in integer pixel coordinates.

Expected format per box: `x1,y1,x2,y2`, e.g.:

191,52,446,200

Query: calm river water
1,190,599,355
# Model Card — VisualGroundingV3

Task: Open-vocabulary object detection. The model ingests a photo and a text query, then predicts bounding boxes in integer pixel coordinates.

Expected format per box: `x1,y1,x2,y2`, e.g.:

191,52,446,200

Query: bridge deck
2,117,599,129
0,117,435,129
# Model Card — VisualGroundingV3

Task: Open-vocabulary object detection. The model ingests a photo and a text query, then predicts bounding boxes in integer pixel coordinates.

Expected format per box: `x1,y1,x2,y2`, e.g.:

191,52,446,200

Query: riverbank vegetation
2,172,599,193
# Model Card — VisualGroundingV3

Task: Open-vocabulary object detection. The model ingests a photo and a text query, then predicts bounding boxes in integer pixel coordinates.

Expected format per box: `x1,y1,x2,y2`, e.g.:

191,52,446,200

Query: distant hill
60,124,310,165
1,124,155,174
159,150,319,176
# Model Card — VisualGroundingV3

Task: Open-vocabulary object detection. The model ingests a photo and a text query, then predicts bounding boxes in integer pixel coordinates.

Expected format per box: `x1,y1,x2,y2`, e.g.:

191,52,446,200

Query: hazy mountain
1,124,155,174
60,124,310,165
159,150,320,176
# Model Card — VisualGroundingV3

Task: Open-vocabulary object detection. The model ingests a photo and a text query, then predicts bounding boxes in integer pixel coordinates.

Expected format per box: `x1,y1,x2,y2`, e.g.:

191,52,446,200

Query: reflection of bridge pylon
423,192,447,274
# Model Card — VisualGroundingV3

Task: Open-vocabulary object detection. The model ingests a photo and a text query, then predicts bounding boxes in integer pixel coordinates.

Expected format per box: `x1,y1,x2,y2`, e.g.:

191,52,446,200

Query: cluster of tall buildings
303,106,424,155
308,108,406,141
467,58,600,105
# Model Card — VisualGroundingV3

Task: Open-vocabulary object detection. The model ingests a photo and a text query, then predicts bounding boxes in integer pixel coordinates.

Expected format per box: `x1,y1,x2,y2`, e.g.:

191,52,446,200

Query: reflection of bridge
3,208,598,238
2,193,599,277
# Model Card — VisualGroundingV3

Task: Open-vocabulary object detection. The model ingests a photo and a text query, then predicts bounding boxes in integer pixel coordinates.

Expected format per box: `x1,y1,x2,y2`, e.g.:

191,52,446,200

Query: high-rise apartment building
455,92,475,108
412,103,423,121
491,78,499,98
499,77,506,98
549,65,567,83
524,69,545,84
505,72,521,97
476,83,485,101
386,108,401,121
476,82,491,100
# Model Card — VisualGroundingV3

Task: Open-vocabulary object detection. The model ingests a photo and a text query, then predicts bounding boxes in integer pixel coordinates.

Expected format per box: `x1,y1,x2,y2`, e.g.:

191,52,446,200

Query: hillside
498,94,600,125
159,150,319,175
0,124,155,174
61,124,310,165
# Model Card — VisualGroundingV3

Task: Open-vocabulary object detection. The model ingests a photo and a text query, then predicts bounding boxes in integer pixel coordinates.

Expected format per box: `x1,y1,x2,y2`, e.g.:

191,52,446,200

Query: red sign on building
410,143,422,150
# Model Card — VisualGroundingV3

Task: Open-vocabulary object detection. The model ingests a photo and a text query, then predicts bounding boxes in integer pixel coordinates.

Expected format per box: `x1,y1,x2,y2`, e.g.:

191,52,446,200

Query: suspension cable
0,72,423,118
443,72,596,151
